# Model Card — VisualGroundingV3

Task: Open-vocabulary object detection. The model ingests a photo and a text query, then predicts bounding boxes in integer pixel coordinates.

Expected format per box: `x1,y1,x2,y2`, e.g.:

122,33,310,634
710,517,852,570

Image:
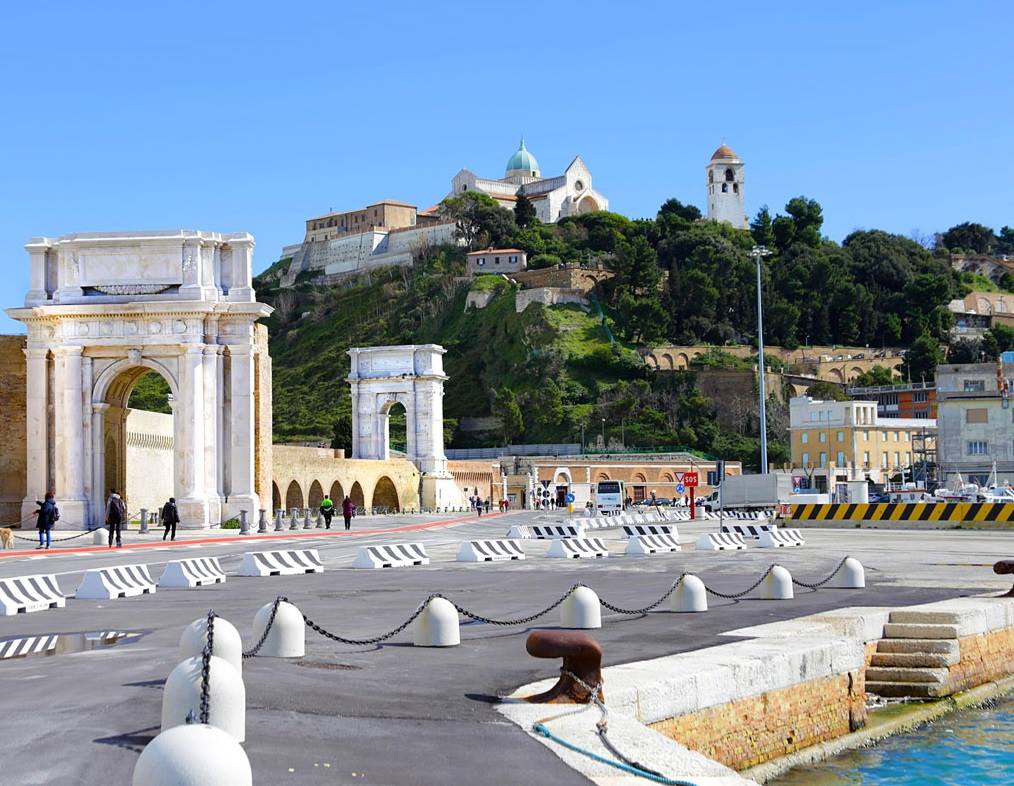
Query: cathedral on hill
448,138,609,223
706,143,748,228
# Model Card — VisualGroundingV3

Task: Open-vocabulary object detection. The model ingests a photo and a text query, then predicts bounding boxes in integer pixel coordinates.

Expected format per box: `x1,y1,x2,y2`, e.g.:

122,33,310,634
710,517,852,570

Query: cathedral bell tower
706,144,747,228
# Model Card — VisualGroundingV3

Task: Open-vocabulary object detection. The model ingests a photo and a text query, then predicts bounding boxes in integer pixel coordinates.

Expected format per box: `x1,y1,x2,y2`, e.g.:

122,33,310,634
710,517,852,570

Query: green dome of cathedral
506,138,540,175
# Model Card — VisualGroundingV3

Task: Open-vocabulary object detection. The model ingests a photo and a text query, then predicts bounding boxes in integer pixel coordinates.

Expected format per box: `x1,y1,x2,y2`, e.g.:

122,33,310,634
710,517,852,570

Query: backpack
53,506,60,522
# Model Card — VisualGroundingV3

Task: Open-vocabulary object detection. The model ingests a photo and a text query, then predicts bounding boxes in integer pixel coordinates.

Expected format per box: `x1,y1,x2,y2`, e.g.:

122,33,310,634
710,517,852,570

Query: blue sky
2,1,1011,332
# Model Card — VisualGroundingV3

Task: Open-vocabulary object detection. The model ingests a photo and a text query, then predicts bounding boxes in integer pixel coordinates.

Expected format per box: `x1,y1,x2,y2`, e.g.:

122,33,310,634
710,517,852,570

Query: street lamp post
752,245,773,474
601,418,606,449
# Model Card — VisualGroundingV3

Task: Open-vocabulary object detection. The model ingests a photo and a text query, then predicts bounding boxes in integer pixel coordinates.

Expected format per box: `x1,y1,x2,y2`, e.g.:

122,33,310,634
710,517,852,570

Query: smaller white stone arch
92,356,180,405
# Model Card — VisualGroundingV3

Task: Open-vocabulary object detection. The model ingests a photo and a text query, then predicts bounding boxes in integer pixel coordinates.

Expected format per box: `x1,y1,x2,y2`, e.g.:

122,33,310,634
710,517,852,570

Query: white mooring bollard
161,655,246,742
561,586,602,629
92,527,108,545
274,510,285,532
413,597,460,647
251,600,304,657
133,723,252,786
829,557,865,589
760,565,794,600
671,574,708,612
179,616,243,676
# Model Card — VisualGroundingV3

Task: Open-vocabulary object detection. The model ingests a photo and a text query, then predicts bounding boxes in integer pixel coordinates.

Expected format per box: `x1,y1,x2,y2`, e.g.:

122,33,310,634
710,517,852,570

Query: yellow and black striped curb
789,502,1014,524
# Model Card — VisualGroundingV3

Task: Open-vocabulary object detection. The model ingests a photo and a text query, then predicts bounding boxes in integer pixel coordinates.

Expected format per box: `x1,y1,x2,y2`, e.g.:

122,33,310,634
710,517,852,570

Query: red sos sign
683,472,699,487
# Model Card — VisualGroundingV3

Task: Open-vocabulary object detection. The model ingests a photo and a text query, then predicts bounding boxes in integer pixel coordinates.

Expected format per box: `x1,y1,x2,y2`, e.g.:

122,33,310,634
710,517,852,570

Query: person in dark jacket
106,490,126,548
35,492,58,550
161,497,180,541
341,496,355,531
320,496,335,529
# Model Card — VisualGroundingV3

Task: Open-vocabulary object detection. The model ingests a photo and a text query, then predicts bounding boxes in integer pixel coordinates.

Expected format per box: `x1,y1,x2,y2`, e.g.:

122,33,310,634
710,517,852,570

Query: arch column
175,346,209,527
53,346,89,527
90,403,111,528
224,343,259,518
21,347,50,523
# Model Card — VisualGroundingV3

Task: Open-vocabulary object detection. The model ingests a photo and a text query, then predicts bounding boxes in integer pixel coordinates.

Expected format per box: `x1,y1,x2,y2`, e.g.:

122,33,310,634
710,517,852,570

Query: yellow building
789,396,935,493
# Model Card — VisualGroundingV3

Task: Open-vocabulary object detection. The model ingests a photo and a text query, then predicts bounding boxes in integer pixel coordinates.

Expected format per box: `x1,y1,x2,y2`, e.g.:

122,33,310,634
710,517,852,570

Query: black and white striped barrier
695,532,748,551
723,511,771,521
625,533,682,555
507,524,584,540
76,564,157,599
159,557,228,588
238,549,323,577
0,634,59,659
353,543,429,569
759,528,806,548
547,537,609,559
622,524,676,539
457,540,526,562
0,574,66,615
721,523,776,539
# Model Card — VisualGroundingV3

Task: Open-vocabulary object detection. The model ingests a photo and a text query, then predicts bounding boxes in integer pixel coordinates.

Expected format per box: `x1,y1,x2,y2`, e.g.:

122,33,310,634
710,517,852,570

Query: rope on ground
791,556,850,589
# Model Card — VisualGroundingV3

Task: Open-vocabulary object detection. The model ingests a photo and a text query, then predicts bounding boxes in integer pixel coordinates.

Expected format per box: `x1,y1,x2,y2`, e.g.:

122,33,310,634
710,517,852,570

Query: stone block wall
254,324,273,510
515,287,588,313
948,627,1014,694
0,335,27,525
650,670,866,771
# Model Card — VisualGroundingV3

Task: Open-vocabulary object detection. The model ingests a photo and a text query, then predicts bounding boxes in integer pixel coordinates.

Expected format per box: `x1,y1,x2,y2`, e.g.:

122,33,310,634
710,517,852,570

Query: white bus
595,480,625,515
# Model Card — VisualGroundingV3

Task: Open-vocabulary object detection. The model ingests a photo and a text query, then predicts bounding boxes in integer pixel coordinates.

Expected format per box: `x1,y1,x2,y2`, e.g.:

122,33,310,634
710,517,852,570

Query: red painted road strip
0,512,507,560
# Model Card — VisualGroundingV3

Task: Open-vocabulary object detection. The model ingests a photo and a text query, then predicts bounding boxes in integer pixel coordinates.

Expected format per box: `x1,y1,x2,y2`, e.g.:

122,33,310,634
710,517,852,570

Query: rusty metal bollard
995,560,1014,597
522,630,603,704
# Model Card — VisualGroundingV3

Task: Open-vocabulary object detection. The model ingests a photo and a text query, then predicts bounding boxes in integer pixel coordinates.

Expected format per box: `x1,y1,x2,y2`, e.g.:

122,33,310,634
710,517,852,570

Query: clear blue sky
2,1,1011,332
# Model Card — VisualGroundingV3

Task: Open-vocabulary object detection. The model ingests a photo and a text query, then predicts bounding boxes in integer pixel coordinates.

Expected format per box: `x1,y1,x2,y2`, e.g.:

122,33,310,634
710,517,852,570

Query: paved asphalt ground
2,512,1012,785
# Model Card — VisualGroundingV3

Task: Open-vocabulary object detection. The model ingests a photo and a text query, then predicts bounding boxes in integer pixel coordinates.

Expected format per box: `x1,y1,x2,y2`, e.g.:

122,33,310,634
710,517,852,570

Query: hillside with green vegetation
254,193,1014,470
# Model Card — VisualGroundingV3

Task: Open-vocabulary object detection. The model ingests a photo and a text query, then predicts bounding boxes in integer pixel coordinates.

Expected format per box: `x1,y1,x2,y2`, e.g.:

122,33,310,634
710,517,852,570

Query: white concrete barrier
672,575,708,612
695,532,748,551
179,616,243,675
92,527,108,545
456,540,525,562
133,724,252,786
251,600,304,657
561,586,601,629
621,524,675,539
760,565,794,600
507,524,584,539
352,543,430,569
0,574,66,615
829,557,866,588
758,528,806,548
161,654,245,742
547,537,609,559
625,533,682,555
76,564,157,599
413,597,460,647
0,634,59,659
159,557,227,588
721,523,776,539
238,549,323,577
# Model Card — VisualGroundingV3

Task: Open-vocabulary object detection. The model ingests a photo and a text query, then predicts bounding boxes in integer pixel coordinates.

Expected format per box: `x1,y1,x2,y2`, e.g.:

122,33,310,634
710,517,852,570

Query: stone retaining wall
949,624,1014,693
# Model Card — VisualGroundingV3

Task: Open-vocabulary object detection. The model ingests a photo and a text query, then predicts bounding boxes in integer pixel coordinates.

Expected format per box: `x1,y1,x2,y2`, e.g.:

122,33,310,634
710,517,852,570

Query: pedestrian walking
160,497,179,541
484,498,491,514
320,495,335,529
106,489,126,548
342,495,355,531
34,492,58,550
476,497,483,517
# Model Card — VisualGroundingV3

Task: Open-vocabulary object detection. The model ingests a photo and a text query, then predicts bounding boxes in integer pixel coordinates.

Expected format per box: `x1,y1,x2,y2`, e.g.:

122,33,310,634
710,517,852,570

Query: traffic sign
683,472,699,487
676,483,685,494
565,492,575,503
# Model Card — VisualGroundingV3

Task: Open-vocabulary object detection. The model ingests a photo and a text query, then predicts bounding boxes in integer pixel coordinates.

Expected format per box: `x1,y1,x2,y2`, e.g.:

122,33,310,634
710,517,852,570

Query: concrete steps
866,614,959,699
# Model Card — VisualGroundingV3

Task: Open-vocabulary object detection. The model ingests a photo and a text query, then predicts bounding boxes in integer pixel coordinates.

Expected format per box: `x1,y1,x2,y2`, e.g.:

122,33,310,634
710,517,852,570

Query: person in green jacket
319,496,335,529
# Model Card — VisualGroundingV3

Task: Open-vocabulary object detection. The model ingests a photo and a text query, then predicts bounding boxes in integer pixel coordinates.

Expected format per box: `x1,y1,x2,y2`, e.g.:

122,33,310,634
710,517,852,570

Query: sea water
770,694,1013,785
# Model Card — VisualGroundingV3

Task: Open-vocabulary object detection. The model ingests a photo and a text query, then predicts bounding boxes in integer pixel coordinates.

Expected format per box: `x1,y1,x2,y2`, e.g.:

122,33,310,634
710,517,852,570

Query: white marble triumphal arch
6,230,273,529
348,345,463,509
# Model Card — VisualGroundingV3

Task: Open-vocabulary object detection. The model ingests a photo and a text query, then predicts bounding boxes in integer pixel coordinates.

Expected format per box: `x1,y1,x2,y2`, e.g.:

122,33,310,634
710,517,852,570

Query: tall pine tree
514,193,537,228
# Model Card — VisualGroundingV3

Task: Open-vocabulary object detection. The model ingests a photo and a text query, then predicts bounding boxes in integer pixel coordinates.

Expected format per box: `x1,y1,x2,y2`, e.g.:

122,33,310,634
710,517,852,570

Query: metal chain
12,529,94,543
243,595,287,659
303,595,436,646
197,610,216,725
598,575,687,615
452,584,582,626
791,556,851,589
704,565,775,599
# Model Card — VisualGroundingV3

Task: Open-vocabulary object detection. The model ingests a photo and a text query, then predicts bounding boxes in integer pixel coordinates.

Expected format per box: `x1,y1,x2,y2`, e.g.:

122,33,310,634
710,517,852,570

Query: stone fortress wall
0,335,27,525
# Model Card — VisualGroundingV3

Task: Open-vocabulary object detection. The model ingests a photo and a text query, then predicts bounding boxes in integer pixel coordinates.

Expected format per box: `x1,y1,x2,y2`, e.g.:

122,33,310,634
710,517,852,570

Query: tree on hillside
996,226,1014,255
514,193,537,228
750,206,776,249
941,222,995,254
983,324,1014,359
852,365,897,387
804,381,848,401
331,414,353,454
948,338,984,364
900,333,945,382
491,387,523,445
440,191,517,249
784,197,824,247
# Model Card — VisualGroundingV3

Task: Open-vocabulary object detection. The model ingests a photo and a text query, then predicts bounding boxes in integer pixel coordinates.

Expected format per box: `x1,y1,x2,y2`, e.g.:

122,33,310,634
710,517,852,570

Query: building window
725,168,734,182
801,433,809,444
802,452,810,467
494,257,500,265
819,452,827,467
882,431,888,441
837,451,846,466
914,391,928,402
894,451,901,467
893,431,899,441
967,441,989,455
721,183,729,193
706,470,718,485
863,451,870,466
863,430,870,440
882,452,889,467
966,408,988,424
903,432,910,441
810,412,818,422
837,431,845,442
964,379,986,392
476,259,485,266
733,183,739,194
819,432,827,443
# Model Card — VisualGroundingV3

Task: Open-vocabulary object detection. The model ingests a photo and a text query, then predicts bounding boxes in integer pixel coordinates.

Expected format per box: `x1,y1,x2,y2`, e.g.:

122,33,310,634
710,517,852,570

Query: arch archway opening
329,480,345,505
285,480,304,511
101,367,176,525
372,476,400,513
576,195,599,214
381,401,408,459
271,482,281,512
350,481,365,512
308,480,324,509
